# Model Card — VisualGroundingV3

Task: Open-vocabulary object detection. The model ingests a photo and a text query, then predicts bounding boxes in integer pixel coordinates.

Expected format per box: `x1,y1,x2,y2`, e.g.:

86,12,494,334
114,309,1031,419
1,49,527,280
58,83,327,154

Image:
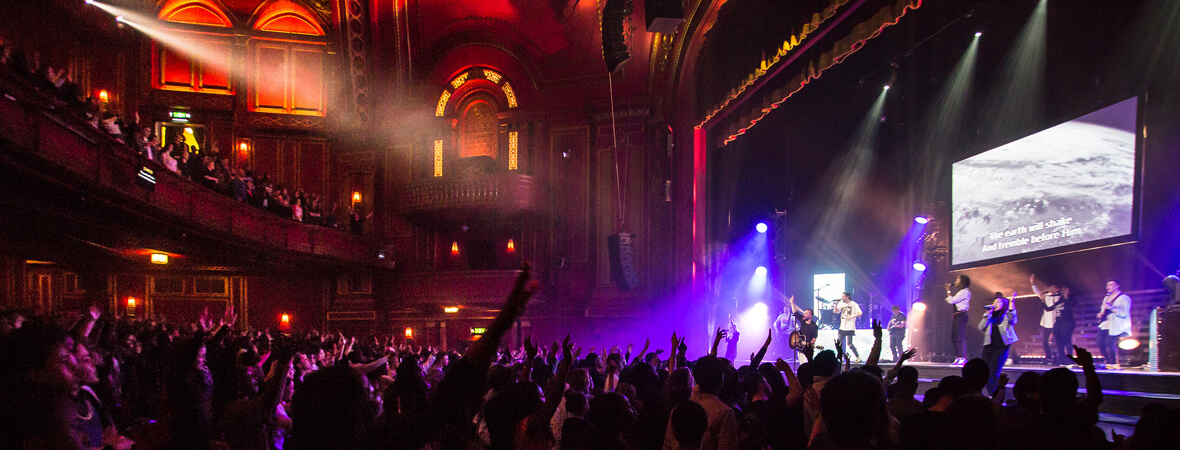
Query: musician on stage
786,295,819,349
945,275,972,366
1031,274,1075,365
1097,280,1132,369
888,305,906,362
979,292,1018,393
832,292,862,362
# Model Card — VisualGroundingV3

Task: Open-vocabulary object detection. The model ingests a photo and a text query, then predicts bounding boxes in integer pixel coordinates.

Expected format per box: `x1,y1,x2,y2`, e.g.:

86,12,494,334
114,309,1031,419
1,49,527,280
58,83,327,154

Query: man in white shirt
1030,274,1062,365
945,275,972,365
1097,279,1132,369
832,292,862,362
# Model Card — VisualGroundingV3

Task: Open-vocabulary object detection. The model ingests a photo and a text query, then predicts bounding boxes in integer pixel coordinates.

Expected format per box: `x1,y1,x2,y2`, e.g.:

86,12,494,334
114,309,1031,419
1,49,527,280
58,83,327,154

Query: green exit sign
169,111,192,122
470,327,487,335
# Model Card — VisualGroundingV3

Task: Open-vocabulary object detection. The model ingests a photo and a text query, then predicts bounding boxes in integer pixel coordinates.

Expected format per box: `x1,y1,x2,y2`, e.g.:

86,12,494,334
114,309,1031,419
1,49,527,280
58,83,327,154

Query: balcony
397,172,542,223
0,69,375,266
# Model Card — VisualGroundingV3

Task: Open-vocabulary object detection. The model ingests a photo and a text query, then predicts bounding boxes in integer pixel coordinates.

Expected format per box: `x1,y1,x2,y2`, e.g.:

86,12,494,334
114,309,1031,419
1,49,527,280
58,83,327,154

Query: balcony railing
0,69,374,265
397,172,541,222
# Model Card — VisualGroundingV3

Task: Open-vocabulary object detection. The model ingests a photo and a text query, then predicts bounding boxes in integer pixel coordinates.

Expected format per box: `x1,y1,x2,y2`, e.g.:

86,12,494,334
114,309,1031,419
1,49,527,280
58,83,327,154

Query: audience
1,45,343,230
0,263,1172,449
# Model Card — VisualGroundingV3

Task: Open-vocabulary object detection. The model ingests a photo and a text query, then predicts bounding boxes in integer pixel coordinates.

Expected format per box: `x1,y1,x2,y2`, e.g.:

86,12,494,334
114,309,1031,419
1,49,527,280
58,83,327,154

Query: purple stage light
913,262,927,271
915,216,929,224
756,222,768,233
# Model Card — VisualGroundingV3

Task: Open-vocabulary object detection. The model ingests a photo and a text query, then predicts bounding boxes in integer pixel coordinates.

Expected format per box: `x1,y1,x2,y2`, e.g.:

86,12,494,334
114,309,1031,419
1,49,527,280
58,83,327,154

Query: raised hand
901,347,917,362
1068,345,1094,368
198,306,213,332
774,358,791,373
88,305,102,321
524,336,537,360
550,340,561,357
872,319,883,339
562,335,573,358
671,331,680,351
505,263,539,314
221,305,237,328
1030,274,1036,284
573,347,583,358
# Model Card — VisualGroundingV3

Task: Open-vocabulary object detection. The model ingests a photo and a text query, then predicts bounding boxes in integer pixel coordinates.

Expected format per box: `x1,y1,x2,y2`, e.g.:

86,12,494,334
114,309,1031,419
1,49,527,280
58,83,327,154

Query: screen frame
947,96,1145,271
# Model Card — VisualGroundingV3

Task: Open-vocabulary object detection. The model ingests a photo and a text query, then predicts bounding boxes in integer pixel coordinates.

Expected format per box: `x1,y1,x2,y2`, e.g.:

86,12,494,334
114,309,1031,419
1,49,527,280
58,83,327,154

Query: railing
397,172,541,222
0,69,374,264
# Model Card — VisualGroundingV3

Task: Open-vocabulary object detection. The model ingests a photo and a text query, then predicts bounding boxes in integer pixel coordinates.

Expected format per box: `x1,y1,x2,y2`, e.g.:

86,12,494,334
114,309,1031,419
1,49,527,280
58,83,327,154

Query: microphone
981,305,995,311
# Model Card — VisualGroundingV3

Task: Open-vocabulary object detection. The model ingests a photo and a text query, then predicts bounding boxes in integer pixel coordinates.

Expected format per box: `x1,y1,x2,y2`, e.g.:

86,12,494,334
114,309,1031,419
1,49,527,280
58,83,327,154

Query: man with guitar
1097,279,1132,369
783,295,819,357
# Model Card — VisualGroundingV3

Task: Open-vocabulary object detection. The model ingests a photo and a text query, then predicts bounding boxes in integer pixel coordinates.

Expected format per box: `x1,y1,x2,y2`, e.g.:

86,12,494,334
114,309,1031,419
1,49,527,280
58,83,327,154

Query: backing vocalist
945,275,972,366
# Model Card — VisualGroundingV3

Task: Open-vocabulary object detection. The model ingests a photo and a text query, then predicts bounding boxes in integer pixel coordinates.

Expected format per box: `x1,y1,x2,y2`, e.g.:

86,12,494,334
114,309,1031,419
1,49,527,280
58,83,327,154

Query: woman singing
978,292,1018,393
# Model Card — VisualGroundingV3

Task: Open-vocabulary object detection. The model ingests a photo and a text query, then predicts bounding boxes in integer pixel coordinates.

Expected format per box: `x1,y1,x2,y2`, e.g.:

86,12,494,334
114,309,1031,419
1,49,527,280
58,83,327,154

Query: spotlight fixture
975,31,982,37
912,302,927,312
915,216,929,224
115,15,124,23
1119,338,1141,351
883,85,891,91
85,0,95,4
755,266,767,275
913,262,927,271
755,222,768,233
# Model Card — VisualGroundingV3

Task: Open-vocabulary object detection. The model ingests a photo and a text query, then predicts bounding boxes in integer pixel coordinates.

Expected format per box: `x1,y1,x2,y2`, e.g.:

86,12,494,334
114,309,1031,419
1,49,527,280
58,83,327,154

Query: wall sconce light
444,306,460,313
506,239,515,253
404,327,414,338
98,90,109,103
451,242,460,256
126,297,137,316
279,313,291,331
150,253,168,264
352,191,362,204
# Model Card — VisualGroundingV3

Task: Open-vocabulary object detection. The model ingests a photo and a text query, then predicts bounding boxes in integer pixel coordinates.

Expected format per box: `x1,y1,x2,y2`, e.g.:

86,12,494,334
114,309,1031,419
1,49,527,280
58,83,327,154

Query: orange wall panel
199,41,233,91
254,45,289,110
160,47,195,88
291,48,324,112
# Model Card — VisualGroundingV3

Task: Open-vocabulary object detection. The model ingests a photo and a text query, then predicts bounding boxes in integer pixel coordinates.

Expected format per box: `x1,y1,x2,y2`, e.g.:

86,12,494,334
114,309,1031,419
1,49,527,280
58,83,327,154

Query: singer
833,292,862,362
979,292,1018,392
945,275,972,365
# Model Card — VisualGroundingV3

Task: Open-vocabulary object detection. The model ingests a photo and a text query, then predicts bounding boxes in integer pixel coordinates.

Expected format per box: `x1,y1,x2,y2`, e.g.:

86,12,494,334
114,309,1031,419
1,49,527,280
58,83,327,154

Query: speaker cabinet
1159,309,1180,372
602,0,633,73
608,233,639,290
645,0,685,34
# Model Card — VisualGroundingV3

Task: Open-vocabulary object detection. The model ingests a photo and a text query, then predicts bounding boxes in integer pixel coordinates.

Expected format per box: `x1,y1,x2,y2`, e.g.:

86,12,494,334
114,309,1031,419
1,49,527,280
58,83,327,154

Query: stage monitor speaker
608,233,639,290
602,0,633,73
1158,309,1180,372
645,0,684,34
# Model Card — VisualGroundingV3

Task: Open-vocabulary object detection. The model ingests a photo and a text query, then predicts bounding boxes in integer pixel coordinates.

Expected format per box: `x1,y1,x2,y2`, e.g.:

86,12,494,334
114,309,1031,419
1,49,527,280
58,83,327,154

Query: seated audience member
664,356,738,450
809,370,897,449
886,366,924,422
999,364,1109,449
669,399,709,450
999,371,1041,429
900,375,971,450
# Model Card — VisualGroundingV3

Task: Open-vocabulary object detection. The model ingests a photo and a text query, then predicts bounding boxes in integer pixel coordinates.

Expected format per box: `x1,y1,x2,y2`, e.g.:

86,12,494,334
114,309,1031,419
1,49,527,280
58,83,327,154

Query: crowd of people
0,265,1176,450
0,43,368,232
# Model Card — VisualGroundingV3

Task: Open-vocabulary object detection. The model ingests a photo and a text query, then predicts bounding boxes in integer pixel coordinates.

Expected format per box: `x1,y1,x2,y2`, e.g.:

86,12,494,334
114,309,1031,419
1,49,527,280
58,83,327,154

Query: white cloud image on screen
952,98,1137,267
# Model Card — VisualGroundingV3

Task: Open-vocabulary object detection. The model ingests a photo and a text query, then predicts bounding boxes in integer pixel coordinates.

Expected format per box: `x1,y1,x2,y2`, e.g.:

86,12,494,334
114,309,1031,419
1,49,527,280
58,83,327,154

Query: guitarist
1097,280,1132,369
786,295,819,352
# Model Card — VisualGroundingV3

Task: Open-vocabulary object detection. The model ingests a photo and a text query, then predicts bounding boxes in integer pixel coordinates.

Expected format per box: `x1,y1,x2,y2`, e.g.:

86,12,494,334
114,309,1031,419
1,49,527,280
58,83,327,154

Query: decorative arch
158,0,234,27
459,98,499,159
251,0,327,36
435,67,518,117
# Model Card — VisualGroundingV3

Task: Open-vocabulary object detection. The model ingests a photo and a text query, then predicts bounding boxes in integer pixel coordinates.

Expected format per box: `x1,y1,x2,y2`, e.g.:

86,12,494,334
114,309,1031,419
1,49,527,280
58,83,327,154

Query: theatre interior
2,0,1180,440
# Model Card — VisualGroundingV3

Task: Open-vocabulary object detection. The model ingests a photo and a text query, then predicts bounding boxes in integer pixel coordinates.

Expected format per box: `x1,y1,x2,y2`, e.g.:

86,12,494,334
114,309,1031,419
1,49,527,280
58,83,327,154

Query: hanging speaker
645,0,684,34
602,0,633,73
608,233,640,290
